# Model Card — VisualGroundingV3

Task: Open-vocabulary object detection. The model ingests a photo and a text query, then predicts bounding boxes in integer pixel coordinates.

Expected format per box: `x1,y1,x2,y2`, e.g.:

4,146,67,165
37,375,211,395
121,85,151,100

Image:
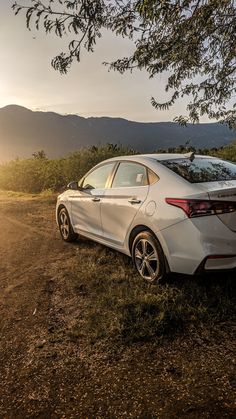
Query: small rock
36,339,46,349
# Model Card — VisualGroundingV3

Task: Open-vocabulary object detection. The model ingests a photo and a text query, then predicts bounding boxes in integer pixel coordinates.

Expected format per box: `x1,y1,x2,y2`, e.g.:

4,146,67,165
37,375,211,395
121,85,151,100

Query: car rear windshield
160,157,236,183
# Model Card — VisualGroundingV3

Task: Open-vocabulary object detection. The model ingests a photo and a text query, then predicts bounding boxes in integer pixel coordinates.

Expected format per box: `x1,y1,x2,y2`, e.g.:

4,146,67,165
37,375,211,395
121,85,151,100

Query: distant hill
0,105,235,161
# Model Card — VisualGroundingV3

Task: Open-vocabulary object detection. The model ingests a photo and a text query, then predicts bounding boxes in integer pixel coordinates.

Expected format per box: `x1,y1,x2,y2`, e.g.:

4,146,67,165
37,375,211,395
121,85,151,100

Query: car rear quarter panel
160,215,236,274
129,167,210,233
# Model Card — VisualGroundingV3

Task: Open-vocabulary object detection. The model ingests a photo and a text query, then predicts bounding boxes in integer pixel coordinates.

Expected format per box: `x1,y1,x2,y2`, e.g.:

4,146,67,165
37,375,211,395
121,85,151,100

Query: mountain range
0,105,235,161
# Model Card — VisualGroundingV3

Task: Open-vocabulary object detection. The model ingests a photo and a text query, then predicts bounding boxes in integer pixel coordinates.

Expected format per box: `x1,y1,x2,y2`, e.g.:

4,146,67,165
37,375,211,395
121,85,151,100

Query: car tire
132,231,166,284
58,206,78,242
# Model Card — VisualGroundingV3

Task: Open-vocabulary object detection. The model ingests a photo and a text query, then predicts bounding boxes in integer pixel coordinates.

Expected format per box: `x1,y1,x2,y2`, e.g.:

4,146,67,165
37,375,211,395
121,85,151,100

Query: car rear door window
147,169,159,185
112,162,148,188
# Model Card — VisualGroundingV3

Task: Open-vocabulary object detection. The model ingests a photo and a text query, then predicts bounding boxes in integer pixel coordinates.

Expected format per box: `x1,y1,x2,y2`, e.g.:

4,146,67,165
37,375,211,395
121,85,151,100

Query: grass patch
0,189,38,199
0,189,57,202
69,241,236,344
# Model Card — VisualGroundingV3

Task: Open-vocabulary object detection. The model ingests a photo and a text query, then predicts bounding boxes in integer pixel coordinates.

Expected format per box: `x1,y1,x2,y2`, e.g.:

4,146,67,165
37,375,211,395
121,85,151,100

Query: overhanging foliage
12,1,236,127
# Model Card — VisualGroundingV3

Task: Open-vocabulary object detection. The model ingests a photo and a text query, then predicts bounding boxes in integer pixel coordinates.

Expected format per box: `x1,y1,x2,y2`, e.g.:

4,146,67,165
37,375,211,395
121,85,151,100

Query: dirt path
0,197,78,418
0,196,235,418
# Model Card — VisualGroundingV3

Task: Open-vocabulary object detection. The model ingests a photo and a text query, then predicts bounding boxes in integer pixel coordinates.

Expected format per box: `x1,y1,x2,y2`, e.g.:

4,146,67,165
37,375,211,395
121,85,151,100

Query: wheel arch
128,224,171,273
128,224,150,254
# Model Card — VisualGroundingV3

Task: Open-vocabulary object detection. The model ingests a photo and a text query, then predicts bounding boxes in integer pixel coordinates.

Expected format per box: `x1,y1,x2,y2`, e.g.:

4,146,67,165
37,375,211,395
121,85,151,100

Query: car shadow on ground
70,235,235,284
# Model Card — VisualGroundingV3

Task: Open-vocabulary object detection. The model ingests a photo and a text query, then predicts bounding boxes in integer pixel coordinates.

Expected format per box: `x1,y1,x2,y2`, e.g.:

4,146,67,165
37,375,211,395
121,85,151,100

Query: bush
0,144,135,193
1,142,236,193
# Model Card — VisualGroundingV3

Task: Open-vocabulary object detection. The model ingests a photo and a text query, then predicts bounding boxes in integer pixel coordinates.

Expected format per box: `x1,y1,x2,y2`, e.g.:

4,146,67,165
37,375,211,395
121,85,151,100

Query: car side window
112,162,148,188
148,168,159,184
82,163,115,189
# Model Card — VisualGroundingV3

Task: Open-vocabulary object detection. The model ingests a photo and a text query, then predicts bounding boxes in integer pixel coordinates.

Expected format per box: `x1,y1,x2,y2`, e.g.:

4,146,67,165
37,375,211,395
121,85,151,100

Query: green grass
69,241,236,344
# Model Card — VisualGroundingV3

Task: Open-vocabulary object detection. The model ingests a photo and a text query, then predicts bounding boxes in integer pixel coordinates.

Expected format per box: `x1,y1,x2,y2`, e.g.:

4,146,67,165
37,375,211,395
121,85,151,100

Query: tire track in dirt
0,197,79,418
3,214,52,239
0,216,53,303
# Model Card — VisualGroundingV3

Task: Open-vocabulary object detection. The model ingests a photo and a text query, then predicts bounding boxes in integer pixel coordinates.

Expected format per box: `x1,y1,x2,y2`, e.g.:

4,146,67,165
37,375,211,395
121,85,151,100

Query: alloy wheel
134,238,159,281
59,210,70,240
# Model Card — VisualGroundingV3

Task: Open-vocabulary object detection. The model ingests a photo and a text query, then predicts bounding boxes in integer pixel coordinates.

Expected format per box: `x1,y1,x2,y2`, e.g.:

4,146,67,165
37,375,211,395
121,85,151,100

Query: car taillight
165,198,236,218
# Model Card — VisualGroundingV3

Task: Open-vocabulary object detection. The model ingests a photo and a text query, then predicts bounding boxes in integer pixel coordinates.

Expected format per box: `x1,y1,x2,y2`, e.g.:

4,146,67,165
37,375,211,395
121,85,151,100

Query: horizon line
0,103,220,126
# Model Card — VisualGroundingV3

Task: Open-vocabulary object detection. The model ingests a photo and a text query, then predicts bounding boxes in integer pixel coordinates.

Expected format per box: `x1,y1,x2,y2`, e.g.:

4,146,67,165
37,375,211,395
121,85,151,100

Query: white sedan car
56,154,236,283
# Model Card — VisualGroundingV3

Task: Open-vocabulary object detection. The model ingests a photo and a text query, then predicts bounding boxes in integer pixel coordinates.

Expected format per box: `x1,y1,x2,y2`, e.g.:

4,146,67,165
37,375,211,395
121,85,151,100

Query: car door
69,162,116,238
101,161,149,246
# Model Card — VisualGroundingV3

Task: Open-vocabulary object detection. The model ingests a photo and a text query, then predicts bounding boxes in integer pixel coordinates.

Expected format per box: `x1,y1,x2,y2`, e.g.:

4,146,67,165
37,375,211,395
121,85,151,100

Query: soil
0,195,235,418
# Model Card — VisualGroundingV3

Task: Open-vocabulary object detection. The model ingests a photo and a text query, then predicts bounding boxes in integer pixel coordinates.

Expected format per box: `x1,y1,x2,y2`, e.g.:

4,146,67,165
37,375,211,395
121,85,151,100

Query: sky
0,1,200,122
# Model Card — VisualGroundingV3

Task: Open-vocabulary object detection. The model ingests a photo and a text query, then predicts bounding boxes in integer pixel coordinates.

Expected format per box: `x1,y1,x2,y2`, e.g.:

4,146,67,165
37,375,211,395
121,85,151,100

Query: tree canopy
12,1,236,127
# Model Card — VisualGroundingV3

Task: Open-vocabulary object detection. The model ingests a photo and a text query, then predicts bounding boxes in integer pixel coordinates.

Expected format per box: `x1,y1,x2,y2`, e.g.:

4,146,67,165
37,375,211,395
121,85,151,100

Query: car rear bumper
195,255,236,274
157,216,236,275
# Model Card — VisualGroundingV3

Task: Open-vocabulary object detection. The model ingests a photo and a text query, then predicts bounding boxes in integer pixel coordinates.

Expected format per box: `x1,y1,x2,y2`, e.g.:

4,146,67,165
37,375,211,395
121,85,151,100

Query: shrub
1,142,236,193
0,144,134,193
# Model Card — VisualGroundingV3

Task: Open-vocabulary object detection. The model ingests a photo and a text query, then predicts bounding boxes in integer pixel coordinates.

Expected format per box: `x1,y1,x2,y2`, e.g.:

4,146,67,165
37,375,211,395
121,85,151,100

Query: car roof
139,153,215,161
105,153,216,163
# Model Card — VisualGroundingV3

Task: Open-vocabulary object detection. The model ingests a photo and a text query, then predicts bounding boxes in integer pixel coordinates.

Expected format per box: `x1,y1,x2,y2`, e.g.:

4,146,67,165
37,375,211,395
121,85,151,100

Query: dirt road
0,195,235,418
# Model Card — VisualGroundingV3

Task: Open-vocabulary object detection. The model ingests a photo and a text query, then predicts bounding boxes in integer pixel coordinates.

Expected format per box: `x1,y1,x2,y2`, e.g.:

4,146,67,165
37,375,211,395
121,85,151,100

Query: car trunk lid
198,180,236,232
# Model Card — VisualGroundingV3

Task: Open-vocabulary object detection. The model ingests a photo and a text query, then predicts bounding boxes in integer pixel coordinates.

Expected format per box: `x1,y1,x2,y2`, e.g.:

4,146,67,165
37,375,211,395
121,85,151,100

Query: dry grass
0,189,57,203
68,239,236,344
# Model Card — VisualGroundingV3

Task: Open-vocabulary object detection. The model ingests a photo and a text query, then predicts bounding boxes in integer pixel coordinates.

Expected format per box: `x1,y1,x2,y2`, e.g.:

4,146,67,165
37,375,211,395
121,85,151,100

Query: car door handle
128,198,141,204
92,197,100,202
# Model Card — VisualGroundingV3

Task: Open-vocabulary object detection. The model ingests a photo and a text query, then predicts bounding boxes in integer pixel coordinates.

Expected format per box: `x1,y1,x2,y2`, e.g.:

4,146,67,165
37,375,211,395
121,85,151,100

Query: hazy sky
0,2,199,122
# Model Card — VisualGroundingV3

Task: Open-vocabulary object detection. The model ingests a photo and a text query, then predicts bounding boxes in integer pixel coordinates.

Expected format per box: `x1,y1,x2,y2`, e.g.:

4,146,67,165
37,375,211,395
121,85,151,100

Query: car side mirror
67,181,79,190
